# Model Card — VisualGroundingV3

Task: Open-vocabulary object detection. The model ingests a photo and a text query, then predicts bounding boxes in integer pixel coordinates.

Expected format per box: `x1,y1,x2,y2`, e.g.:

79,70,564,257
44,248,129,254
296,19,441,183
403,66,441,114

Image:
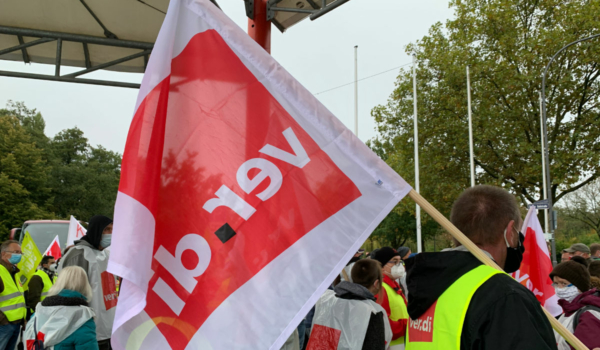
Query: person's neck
0,259,14,270
478,243,505,268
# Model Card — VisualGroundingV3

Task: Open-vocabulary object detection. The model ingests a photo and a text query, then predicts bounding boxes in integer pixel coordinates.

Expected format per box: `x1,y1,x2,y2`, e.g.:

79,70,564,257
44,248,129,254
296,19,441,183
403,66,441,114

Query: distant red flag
511,207,561,316
42,235,61,260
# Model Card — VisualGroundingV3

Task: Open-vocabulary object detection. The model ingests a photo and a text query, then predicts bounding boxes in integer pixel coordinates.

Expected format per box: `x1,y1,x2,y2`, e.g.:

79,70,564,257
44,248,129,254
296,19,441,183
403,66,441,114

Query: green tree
48,129,121,220
0,115,52,239
372,0,600,215
370,206,439,250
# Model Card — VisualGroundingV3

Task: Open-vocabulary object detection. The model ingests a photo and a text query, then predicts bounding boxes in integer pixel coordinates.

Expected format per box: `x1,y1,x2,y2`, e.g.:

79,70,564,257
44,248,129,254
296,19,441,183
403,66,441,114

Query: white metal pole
467,66,475,187
539,92,549,233
354,45,358,136
413,55,422,253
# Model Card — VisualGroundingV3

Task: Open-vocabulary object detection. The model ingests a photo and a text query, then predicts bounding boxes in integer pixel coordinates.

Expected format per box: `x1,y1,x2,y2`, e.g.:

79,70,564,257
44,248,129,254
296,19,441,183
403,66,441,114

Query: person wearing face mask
550,259,600,349
26,255,56,316
60,215,116,350
405,185,556,350
0,240,26,350
307,259,392,350
372,246,408,350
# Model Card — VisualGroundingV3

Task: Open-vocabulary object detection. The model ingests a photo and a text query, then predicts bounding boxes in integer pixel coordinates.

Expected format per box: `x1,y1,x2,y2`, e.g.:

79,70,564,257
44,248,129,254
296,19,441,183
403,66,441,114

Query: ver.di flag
108,1,411,349
66,215,87,247
511,207,562,317
42,235,62,260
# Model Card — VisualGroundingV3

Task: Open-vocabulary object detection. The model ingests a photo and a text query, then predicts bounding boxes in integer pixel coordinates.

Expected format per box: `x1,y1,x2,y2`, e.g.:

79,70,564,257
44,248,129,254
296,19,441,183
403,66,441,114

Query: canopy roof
0,0,168,74
0,0,347,88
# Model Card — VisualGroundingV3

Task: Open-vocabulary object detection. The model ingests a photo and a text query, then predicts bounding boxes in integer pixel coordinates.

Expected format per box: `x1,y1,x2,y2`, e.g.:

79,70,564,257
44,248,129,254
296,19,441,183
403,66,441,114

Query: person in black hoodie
405,185,557,350
60,215,115,350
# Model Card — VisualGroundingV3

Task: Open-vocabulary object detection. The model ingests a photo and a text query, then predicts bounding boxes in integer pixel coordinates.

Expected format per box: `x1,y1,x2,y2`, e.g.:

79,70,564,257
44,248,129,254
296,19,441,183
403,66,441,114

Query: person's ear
505,220,515,245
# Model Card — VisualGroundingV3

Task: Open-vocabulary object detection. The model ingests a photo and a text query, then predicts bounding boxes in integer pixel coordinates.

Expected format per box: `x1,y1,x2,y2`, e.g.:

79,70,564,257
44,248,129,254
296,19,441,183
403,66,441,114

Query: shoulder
63,318,98,344
462,274,556,349
470,273,542,316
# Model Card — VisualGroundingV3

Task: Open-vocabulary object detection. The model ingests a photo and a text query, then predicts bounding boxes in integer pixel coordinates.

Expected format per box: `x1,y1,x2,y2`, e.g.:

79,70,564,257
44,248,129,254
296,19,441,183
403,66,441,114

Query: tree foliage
561,178,600,239
372,0,600,217
0,101,121,239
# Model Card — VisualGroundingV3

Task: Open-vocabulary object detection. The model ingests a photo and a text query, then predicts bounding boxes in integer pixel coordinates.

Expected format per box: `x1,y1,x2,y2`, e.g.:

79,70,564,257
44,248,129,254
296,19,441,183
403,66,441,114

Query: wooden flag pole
407,189,589,350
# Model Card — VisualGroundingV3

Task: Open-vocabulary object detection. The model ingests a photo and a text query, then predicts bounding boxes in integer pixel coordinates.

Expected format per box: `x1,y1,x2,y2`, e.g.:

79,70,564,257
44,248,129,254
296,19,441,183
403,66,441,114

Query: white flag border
111,0,412,349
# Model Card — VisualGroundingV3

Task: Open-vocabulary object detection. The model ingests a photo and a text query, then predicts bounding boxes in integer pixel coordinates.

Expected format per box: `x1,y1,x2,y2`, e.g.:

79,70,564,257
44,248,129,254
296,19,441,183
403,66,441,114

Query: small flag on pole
66,215,87,247
511,207,561,316
42,235,62,259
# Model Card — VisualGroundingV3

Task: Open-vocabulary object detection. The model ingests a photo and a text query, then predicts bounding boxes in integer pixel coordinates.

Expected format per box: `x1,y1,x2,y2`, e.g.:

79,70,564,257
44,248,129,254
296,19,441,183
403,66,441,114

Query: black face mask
503,230,525,273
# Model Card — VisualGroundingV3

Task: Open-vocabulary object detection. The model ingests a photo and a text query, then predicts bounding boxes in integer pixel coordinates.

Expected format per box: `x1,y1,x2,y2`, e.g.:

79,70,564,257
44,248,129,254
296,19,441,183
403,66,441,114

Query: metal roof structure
0,0,347,88
0,0,169,88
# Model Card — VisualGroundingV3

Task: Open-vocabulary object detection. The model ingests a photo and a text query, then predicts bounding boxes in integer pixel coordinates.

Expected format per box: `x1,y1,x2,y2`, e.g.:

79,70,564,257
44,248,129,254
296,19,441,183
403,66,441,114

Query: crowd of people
0,215,115,350
304,186,600,350
0,186,599,350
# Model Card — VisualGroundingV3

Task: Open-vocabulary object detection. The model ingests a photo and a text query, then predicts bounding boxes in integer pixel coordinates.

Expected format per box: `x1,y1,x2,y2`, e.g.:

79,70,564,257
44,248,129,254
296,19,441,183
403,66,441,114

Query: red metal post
248,0,271,54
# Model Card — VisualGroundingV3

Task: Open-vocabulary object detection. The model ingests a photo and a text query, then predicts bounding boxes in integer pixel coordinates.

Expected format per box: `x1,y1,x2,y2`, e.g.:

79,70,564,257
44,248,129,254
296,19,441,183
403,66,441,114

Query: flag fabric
107,1,411,349
66,215,87,247
511,207,562,317
42,235,62,259
17,231,43,289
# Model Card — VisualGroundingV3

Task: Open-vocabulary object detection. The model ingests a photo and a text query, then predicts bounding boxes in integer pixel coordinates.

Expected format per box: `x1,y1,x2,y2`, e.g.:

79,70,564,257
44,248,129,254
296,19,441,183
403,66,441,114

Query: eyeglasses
387,260,401,266
552,282,573,288
5,251,21,254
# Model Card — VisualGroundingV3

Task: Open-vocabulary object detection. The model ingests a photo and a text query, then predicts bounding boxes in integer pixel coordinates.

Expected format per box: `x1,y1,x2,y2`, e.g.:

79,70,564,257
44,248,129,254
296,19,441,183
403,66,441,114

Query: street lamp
541,33,600,266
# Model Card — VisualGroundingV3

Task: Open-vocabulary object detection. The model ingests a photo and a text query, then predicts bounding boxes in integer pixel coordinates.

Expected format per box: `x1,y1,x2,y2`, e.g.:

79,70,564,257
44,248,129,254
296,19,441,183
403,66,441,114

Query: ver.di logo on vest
409,301,436,342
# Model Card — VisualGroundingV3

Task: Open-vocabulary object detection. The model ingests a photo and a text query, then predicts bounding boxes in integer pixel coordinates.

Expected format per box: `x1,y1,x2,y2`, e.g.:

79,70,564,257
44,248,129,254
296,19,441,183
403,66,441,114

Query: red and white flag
108,1,410,349
42,235,62,259
511,207,561,317
66,215,87,247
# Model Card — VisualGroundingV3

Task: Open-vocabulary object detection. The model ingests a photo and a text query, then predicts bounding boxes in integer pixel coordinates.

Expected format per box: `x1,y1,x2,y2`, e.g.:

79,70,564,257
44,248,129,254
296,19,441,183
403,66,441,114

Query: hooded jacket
405,250,557,350
309,281,391,350
555,289,600,349
24,289,98,350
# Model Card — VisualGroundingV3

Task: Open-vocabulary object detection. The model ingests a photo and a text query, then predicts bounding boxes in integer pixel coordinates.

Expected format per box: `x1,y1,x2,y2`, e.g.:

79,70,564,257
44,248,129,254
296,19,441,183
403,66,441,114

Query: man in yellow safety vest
405,185,557,350
27,255,56,314
0,240,27,350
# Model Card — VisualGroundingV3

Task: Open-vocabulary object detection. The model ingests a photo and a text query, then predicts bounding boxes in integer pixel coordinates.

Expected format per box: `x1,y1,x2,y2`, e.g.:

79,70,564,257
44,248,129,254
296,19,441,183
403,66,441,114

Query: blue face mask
8,254,21,265
100,234,112,248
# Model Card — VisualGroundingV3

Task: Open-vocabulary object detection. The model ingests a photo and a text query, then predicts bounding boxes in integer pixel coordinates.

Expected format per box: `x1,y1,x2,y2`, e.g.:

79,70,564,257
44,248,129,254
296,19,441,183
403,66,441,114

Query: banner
108,1,411,349
67,215,87,247
511,207,562,316
17,231,43,289
42,235,62,259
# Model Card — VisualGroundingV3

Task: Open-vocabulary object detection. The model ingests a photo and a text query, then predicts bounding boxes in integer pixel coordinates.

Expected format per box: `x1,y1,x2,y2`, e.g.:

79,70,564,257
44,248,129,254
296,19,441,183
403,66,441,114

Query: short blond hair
48,266,93,301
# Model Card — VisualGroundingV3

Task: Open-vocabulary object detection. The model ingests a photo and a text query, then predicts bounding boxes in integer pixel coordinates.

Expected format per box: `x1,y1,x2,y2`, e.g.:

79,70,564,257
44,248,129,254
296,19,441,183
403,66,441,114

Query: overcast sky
0,0,454,154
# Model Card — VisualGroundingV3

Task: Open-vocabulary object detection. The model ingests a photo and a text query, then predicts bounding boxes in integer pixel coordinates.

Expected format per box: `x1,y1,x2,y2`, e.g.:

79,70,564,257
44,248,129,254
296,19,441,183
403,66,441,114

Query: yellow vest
33,270,53,302
382,281,409,348
0,265,26,322
406,265,502,350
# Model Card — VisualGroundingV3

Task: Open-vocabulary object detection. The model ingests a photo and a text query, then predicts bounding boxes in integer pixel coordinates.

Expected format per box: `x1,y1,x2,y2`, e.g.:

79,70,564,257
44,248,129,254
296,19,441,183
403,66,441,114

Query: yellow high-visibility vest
382,282,409,349
33,270,53,302
0,265,26,322
406,265,502,350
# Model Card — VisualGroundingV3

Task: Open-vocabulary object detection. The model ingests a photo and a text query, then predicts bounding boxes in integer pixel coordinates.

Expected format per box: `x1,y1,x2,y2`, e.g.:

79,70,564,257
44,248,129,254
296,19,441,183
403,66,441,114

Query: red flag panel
120,30,361,349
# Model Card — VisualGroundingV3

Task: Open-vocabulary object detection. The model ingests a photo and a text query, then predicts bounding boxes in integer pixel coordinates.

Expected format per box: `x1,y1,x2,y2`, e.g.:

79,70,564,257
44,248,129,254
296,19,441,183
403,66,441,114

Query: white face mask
49,263,57,272
391,263,406,279
555,285,580,302
100,234,112,248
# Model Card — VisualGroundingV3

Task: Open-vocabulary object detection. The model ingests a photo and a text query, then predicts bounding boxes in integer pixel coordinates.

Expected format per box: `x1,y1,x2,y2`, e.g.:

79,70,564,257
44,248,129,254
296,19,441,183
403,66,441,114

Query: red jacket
378,275,408,341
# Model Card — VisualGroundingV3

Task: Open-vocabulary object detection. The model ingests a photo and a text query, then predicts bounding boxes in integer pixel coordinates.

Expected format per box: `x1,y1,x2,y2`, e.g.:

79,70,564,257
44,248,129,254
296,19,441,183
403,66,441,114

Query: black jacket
405,251,557,350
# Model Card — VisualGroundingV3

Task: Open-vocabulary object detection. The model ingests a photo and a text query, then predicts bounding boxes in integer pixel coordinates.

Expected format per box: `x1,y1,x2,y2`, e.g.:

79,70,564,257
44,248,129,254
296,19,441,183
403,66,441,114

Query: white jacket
24,302,95,349
310,283,392,350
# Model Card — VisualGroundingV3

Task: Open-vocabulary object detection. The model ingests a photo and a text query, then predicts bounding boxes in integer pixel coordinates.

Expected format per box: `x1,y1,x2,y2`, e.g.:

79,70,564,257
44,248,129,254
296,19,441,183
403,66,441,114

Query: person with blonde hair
24,266,98,350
